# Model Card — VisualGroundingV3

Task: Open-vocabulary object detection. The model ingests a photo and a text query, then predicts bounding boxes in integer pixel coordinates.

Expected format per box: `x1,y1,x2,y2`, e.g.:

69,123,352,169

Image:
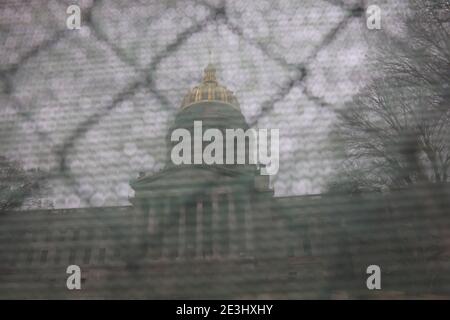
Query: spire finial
203,60,217,83
208,48,212,64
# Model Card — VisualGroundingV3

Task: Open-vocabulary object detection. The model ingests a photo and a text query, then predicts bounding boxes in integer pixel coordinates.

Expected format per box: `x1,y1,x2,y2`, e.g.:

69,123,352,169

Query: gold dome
181,64,240,109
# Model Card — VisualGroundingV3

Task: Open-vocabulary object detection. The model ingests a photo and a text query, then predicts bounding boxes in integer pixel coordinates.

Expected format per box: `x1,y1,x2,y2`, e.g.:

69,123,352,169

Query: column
186,201,197,258
196,200,203,259
244,197,254,254
212,194,220,258
153,199,164,260
161,199,171,259
178,204,186,259
202,197,213,258
147,203,156,235
219,194,230,256
228,193,237,257
168,198,180,259
233,192,246,256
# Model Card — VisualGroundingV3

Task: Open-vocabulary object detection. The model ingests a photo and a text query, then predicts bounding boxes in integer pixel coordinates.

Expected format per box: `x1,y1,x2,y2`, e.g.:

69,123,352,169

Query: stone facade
1,185,450,299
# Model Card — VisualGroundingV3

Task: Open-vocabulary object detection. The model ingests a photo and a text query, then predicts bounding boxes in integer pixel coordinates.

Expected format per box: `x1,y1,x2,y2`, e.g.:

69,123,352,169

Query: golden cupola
181,64,240,110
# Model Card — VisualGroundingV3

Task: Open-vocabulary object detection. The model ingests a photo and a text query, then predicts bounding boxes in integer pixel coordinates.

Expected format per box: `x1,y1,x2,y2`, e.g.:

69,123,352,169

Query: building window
83,248,91,264
99,248,106,264
287,247,295,258
26,250,33,264
54,249,61,264
303,235,312,256
73,229,80,241
40,250,48,264
69,248,76,264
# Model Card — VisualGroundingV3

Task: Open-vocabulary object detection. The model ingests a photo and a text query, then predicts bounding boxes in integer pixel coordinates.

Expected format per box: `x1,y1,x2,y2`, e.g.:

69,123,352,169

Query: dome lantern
181,64,240,110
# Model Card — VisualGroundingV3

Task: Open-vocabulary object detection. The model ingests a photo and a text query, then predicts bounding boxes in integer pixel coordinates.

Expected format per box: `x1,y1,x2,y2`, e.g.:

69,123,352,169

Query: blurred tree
0,155,50,212
329,0,450,192
326,0,450,295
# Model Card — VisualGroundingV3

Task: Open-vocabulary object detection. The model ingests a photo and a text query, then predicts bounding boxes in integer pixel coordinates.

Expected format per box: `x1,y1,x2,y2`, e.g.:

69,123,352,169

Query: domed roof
181,64,240,110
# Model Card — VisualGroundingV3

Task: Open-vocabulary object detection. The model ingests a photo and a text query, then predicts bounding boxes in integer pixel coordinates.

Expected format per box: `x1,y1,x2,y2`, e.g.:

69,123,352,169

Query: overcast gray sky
0,0,408,208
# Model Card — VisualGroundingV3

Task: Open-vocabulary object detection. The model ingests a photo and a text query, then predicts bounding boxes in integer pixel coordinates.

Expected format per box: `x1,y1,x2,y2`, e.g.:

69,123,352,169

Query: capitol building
0,65,448,299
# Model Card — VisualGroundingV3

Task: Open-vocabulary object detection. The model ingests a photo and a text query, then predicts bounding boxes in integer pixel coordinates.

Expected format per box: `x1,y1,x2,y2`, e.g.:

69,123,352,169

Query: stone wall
2,184,449,298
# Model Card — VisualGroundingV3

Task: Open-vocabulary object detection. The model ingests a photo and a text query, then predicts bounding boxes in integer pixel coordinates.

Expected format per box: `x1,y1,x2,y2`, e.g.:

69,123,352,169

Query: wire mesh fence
0,0,449,299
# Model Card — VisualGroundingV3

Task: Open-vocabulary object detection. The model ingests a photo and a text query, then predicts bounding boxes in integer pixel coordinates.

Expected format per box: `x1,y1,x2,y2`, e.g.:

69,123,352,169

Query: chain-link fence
0,0,409,209
1,0,449,299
